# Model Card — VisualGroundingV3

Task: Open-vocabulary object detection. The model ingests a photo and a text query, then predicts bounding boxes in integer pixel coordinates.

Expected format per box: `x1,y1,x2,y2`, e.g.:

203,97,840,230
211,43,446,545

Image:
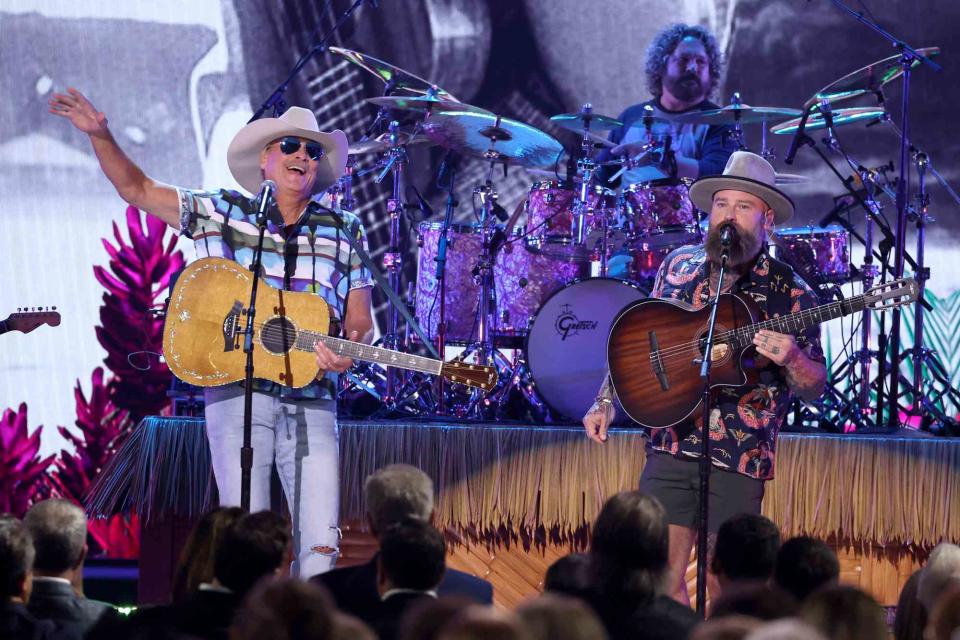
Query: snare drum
772,225,850,284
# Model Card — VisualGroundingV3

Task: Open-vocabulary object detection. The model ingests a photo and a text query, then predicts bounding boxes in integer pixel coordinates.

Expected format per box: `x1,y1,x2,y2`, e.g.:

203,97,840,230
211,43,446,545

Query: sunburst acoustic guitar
162,257,497,391
607,278,919,429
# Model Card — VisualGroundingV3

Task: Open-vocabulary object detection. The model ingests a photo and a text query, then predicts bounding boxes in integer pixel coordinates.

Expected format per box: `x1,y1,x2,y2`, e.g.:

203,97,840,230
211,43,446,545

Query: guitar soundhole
260,316,297,355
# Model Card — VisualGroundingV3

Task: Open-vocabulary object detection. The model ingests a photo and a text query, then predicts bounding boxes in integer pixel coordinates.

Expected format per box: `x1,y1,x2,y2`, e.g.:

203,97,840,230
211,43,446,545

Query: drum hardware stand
822,0,941,429
431,150,460,415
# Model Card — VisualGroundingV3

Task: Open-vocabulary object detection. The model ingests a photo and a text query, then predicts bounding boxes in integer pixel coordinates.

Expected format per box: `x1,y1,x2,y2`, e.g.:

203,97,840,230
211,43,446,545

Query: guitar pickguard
223,301,243,352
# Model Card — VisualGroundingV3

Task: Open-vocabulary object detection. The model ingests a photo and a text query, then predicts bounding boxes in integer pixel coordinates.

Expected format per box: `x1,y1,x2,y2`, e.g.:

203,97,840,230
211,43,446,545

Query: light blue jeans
204,385,340,578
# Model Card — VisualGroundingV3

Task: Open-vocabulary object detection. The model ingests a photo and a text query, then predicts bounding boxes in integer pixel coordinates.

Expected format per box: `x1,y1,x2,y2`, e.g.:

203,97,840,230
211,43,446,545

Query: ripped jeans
204,385,340,578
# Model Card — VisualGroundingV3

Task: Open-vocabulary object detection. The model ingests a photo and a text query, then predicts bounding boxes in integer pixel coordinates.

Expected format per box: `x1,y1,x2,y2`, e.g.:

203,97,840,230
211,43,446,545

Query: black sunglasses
278,136,324,161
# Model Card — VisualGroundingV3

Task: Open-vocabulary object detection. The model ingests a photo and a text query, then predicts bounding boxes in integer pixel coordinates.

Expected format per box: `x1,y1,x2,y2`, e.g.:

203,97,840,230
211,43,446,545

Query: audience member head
925,581,960,640
436,605,529,640
691,615,762,640
894,569,927,640
214,510,291,597
918,543,960,614
516,594,607,640
331,611,377,640
0,517,35,602
589,491,669,606
231,577,333,640
364,464,434,536
23,499,87,581
398,596,474,640
774,536,840,602
710,581,797,621
377,519,446,595
799,585,887,640
744,618,827,640
544,553,592,600
712,513,780,586
172,506,245,602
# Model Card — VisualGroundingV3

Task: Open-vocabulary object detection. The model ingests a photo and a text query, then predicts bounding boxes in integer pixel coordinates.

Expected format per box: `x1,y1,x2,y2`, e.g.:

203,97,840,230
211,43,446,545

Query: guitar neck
290,331,443,375
726,294,869,348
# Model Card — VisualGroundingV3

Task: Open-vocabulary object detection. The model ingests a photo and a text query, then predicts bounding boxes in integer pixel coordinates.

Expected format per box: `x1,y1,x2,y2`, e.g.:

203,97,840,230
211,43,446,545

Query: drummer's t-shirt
600,98,737,186
646,245,825,481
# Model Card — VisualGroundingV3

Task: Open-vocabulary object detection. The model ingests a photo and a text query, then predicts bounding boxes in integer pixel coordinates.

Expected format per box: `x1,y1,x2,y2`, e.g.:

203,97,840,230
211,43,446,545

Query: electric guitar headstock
439,360,499,391
0,307,61,336
863,278,919,310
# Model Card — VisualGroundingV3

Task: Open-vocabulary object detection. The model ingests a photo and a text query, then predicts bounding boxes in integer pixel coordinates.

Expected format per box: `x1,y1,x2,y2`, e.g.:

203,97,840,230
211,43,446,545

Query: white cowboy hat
226,106,348,195
688,151,795,224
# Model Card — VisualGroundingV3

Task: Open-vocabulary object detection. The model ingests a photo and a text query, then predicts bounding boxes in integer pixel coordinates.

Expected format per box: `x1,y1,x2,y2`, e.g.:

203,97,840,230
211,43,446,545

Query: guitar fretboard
723,294,870,348
290,330,443,375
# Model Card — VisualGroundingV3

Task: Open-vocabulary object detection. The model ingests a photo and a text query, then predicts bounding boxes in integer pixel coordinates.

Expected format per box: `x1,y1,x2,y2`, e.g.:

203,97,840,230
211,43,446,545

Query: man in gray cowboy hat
583,151,827,604
50,88,374,578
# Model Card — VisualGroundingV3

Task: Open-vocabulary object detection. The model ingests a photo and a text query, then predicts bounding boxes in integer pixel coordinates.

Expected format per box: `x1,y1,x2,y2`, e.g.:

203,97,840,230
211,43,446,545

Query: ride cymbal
422,111,564,167
770,107,886,135
815,47,941,104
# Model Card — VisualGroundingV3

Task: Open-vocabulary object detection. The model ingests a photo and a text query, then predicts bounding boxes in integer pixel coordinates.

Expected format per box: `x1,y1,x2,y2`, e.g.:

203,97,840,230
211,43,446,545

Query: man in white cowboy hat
583,151,827,604
50,88,374,578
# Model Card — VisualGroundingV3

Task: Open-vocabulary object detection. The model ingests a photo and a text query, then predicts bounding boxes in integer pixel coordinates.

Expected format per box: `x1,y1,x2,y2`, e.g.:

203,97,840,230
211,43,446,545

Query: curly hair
645,23,724,99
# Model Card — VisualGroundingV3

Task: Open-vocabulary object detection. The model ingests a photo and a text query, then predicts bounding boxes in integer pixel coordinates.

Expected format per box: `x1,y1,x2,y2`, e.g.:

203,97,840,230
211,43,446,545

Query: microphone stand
240,183,275,511
433,152,459,413
248,0,371,122
695,235,730,616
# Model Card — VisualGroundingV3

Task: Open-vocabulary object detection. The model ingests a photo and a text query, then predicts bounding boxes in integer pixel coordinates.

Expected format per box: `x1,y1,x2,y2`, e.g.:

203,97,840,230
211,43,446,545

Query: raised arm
49,88,181,228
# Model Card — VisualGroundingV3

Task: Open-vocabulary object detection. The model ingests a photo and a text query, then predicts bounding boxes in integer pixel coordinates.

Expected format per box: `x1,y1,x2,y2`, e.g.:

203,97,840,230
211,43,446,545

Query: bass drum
526,278,647,421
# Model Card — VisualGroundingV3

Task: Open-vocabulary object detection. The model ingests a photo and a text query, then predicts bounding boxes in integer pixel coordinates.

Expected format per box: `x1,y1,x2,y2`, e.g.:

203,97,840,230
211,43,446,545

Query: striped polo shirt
177,188,374,400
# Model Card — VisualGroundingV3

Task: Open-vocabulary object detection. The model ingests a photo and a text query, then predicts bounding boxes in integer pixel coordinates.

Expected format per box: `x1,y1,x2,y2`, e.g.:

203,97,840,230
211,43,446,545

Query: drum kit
327,44,958,427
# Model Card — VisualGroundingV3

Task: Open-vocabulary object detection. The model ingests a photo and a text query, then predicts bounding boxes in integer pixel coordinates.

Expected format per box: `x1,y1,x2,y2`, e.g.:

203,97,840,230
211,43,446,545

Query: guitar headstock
864,278,919,310
2,307,61,335
439,360,499,391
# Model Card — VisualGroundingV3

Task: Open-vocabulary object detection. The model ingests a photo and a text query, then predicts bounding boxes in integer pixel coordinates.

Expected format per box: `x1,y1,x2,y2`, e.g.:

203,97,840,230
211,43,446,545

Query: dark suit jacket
94,589,241,640
311,555,493,620
0,600,61,640
27,579,116,637
371,592,433,640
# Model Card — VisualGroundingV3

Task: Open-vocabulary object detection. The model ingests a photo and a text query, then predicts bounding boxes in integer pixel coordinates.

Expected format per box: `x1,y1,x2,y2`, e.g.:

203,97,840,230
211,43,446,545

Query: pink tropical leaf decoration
47,367,139,558
0,403,55,517
93,206,185,417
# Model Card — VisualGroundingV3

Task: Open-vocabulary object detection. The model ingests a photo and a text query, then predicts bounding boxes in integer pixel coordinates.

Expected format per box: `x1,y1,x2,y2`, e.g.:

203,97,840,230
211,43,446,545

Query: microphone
720,224,734,247
437,150,460,186
407,185,434,219
819,98,838,150
255,180,277,223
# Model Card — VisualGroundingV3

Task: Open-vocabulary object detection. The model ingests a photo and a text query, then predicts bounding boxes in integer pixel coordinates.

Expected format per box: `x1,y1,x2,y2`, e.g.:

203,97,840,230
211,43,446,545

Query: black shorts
639,451,765,533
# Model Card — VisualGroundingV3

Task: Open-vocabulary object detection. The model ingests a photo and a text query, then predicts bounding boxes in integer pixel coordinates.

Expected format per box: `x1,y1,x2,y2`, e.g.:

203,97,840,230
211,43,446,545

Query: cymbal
672,104,802,126
774,173,809,185
329,46,459,101
815,47,941,104
348,132,432,155
366,95,491,115
421,110,564,167
550,111,622,132
770,107,886,135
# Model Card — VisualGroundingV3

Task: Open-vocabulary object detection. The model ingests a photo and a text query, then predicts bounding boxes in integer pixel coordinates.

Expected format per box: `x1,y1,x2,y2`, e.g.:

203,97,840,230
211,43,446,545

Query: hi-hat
673,104,802,126
366,95,491,115
421,111,564,167
329,46,459,101
771,107,886,135
815,47,941,104
550,111,623,132
348,132,432,155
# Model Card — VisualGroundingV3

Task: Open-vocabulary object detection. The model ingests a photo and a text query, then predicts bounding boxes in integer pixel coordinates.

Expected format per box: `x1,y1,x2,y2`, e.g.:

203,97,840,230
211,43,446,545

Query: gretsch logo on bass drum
555,304,598,341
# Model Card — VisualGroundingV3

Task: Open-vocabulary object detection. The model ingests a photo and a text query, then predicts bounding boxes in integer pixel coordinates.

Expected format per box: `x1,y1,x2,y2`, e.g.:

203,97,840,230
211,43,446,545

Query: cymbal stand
727,92,748,152
572,104,600,266
375,120,409,408
901,150,960,429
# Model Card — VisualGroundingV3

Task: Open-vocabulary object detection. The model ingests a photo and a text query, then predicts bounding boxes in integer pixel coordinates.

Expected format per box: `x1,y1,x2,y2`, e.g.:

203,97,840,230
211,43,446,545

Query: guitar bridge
222,301,243,352
648,330,669,391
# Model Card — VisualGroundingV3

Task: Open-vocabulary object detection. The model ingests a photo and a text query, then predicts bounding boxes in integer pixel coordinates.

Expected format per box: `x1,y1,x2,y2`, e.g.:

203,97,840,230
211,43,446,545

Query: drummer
599,23,737,185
